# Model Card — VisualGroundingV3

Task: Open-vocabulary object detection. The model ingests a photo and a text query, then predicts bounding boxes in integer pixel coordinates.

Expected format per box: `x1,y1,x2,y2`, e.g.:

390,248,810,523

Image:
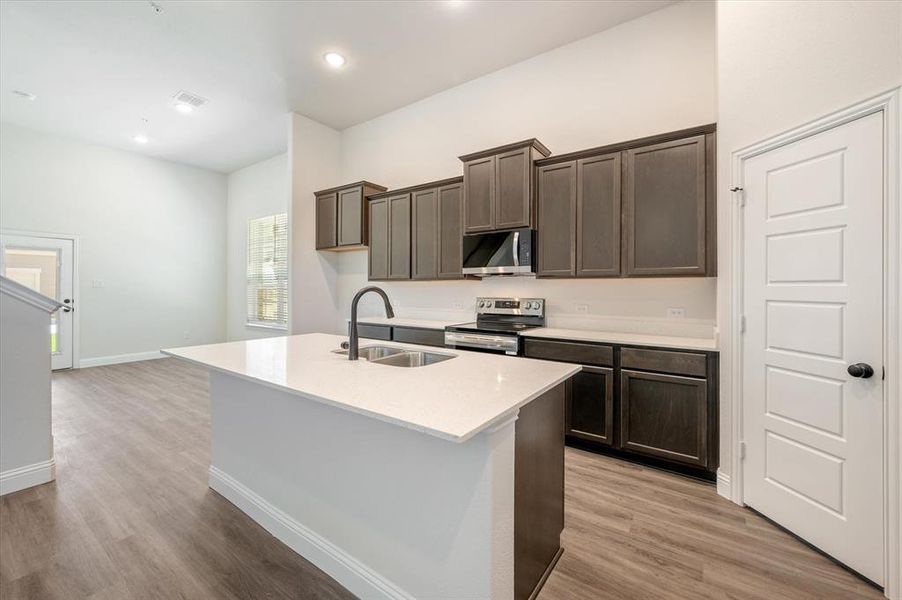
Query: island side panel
207,370,516,600
514,381,566,600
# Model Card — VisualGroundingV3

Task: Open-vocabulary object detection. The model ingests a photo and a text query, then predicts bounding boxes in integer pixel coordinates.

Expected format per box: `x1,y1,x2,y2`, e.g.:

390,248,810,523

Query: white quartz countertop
355,317,718,351
163,333,579,443
353,317,461,329
520,327,718,351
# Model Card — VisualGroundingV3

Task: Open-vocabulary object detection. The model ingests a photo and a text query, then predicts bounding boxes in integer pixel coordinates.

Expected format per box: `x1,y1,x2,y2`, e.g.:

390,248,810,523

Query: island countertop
163,333,579,443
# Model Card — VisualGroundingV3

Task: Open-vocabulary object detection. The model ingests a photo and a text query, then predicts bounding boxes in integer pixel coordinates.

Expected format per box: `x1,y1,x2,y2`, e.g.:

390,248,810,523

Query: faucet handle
340,340,350,350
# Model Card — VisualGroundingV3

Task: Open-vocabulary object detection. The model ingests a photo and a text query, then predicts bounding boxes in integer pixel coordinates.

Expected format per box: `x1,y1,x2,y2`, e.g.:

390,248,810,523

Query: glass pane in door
2,247,62,354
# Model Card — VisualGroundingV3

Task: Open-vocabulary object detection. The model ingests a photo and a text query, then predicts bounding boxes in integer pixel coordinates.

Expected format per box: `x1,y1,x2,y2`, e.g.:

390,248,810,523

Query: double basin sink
333,345,456,368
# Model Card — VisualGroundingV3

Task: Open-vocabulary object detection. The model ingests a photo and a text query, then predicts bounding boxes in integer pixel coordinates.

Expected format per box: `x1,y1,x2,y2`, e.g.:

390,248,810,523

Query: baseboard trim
0,459,55,496
79,351,165,368
208,466,413,600
716,469,732,501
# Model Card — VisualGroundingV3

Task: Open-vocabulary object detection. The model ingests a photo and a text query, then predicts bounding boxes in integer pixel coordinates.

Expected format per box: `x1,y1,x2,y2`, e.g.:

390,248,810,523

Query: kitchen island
164,333,579,600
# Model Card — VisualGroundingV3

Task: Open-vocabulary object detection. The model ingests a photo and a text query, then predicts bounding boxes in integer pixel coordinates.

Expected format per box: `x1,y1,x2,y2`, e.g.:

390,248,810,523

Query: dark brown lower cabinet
567,366,614,446
619,369,708,468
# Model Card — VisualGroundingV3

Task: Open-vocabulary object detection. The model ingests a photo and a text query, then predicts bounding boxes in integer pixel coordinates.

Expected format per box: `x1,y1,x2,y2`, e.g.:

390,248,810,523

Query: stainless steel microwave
462,228,535,276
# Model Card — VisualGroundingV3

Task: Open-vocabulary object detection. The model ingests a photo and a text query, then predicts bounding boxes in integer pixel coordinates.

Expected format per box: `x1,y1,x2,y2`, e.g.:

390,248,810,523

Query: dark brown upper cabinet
577,153,621,277
536,161,577,277
315,181,387,251
412,187,438,279
537,153,621,278
436,180,464,279
369,177,464,282
535,124,715,279
459,139,551,234
368,192,410,280
623,134,713,276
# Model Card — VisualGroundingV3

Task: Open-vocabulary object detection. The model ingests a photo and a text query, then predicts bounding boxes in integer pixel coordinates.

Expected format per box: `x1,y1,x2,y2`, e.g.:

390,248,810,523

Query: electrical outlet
575,304,588,313
92,279,105,288
667,307,686,319
453,302,463,310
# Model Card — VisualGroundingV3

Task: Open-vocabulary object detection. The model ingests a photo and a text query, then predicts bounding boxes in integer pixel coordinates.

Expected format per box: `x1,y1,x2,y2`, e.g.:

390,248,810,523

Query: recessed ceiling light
11,90,36,100
133,134,149,144
324,52,346,68
173,102,194,114
446,0,467,7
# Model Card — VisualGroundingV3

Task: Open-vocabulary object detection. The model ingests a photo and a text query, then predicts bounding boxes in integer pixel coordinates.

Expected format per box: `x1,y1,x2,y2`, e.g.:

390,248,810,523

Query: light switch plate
92,279,105,288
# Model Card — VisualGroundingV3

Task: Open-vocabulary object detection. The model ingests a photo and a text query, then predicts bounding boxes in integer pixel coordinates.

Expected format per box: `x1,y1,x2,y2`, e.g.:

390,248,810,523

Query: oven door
444,330,520,355
461,228,534,276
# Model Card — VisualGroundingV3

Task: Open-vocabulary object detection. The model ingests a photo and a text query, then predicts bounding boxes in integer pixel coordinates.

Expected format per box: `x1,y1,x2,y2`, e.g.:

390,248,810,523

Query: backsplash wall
332,1,717,338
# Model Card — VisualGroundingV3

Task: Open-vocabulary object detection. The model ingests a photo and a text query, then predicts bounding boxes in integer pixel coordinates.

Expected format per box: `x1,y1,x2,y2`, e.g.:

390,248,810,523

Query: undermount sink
332,345,456,367
332,345,407,361
369,350,456,368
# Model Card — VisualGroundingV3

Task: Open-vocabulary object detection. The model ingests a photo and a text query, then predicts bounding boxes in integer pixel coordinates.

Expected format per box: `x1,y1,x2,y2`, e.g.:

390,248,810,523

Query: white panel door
742,112,884,585
0,234,75,370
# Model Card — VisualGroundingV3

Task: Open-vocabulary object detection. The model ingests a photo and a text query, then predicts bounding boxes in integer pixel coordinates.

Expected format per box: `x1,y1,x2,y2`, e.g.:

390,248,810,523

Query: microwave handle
512,231,520,267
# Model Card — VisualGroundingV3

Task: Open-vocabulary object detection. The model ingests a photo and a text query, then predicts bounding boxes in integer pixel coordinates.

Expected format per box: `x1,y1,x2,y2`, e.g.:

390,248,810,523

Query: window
247,213,288,329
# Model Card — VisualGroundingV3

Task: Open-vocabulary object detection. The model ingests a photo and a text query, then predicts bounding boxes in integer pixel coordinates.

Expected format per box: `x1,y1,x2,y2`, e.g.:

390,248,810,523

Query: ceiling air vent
172,90,208,109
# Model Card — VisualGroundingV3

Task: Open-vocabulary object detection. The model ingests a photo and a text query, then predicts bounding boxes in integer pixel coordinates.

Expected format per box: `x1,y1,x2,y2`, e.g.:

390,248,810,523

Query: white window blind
247,213,288,328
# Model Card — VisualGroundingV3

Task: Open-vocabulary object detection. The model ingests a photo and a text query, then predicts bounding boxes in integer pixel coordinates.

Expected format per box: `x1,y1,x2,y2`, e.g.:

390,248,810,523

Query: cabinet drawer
354,324,391,341
523,338,613,367
620,347,706,377
392,326,445,348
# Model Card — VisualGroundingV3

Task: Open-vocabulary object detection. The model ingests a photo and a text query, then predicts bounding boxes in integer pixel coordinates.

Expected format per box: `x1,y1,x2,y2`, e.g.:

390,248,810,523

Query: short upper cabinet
619,369,708,467
568,366,614,446
460,139,550,234
623,134,712,276
368,193,410,280
315,181,387,251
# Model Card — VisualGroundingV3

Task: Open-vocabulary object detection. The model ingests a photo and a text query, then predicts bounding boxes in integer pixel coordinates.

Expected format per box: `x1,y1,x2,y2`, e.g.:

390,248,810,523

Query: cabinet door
337,186,364,246
567,366,614,446
577,153,621,277
536,161,576,277
463,156,495,233
495,147,531,230
623,135,707,276
437,181,463,279
620,369,708,467
387,193,411,279
411,188,438,280
368,198,389,280
315,192,337,249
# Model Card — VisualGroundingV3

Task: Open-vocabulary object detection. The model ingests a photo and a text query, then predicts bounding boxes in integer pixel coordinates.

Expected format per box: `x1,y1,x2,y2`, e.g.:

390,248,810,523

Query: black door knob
847,363,874,379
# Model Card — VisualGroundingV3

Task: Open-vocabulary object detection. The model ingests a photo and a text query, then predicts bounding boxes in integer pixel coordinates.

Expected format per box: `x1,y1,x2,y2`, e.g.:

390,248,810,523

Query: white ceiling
0,1,673,173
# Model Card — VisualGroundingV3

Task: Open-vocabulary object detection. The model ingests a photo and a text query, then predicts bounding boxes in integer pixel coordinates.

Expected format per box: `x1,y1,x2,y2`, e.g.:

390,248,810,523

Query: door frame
1,228,80,370
728,88,900,596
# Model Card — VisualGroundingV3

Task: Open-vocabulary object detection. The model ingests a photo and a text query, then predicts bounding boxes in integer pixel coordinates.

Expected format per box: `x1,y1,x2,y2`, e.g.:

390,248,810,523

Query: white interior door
0,233,75,370
741,111,885,585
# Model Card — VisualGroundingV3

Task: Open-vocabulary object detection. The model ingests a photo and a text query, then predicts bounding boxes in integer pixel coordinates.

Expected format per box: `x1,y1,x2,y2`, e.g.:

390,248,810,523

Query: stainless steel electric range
444,297,545,355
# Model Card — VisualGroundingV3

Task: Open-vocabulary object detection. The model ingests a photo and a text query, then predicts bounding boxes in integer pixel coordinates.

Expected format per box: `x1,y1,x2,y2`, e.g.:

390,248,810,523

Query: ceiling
0,1,673,173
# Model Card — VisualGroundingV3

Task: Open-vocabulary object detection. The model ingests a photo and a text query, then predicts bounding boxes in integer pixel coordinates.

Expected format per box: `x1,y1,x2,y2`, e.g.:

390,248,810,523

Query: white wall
715,0,902,494
288,113,342,334
0,122,227,364
335,0,718,334
226,153,288,341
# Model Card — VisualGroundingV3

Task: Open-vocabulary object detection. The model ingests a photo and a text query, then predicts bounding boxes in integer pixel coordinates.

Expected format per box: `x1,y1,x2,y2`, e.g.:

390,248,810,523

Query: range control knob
478,300,485,308
485,300,493,308
524,301,533,309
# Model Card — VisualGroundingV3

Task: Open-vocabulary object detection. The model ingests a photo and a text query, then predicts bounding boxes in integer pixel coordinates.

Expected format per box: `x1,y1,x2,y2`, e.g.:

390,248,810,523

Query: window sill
246,322,288,332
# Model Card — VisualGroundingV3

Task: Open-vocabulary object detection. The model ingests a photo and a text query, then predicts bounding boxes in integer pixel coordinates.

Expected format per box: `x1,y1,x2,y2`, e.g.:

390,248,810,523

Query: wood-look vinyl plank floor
0,358,884,599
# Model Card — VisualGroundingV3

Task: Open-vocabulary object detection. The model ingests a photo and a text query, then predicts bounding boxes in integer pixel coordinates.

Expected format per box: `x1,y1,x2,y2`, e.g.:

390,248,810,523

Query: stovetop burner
447,321,541,334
